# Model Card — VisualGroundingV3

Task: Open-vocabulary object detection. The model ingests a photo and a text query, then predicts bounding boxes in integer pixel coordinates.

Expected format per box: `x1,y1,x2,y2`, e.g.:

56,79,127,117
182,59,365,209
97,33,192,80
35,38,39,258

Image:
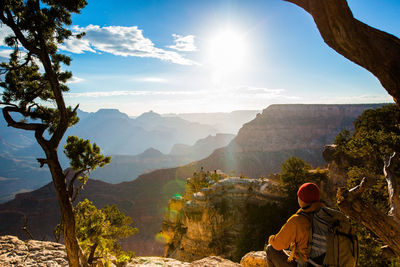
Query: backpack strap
297,210,314,259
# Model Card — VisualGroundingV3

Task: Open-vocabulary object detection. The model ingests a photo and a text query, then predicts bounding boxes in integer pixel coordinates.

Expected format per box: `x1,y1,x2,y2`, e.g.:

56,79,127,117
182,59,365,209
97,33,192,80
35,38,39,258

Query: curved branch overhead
284,0,400,104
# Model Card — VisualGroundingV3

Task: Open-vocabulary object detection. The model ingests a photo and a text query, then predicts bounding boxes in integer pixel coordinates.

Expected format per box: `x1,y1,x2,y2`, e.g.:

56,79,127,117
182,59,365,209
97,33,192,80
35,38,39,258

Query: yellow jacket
268,201,323,261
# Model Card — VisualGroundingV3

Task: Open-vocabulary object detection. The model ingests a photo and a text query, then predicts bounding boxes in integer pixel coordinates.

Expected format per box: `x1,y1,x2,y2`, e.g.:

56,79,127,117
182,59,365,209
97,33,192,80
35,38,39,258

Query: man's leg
265,244,297,267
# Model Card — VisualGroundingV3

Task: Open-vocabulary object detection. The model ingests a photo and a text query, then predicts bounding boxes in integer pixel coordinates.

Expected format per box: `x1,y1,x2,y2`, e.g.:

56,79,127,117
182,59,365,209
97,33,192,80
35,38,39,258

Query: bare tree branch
65,168,89,202
37,158,48,168
2,106,51,164
2,106,47,133
20,216,34,240
337,184,400,257
68,170,84,198
348,176,375,196
72,104,79,114
284,0,310,12
71,183,85,203
283,0,400,104
0,102,18,108
384,152,400,222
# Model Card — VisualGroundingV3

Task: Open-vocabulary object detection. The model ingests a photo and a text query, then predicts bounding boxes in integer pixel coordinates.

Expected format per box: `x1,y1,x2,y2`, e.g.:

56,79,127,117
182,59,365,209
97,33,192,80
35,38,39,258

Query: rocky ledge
161,176,283,262
0,235,68,266
1,235,271,266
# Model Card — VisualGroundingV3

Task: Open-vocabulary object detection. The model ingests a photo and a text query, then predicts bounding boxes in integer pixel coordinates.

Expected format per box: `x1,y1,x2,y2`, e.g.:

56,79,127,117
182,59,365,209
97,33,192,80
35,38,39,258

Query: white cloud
133,77,168,83
59,37,95,54
59,25,198,65
0,49,13,60
232,86,299,100
235,87,284,96
64,85,304,115
65,90,197,98
316,94,394,104
66,76,85,84
65,86,296,100
167,34,197,52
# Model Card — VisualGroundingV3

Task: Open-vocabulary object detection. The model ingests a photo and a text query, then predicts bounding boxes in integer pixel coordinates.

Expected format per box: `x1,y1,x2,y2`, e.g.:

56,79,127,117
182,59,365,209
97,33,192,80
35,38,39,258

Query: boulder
191,256,241,266
240,251,268,267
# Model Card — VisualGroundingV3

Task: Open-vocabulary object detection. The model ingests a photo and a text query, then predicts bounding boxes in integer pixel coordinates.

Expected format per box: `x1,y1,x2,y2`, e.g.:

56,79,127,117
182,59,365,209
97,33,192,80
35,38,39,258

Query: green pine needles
56,199,137,265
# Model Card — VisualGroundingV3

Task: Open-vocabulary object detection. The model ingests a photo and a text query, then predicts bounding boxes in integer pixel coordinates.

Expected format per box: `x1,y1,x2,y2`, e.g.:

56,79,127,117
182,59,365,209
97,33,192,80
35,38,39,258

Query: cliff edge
161,175,283,262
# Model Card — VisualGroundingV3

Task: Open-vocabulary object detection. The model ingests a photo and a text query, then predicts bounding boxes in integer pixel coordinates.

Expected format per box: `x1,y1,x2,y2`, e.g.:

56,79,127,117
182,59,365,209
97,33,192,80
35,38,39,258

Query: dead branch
71,183,85,203
2,106,47,132
72,104,79,114
64,168,90,202
383,152,400,222
37,158,48,168
2,106,48,150
20,216,34,240
337,183,400,257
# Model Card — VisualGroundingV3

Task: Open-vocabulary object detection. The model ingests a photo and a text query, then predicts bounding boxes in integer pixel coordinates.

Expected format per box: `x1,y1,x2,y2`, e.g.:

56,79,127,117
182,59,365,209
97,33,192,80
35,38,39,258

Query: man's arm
268,216,297,250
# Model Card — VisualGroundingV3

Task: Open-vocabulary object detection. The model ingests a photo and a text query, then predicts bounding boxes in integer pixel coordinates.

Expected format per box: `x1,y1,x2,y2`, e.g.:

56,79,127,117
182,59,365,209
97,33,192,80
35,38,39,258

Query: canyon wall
161,177,284,262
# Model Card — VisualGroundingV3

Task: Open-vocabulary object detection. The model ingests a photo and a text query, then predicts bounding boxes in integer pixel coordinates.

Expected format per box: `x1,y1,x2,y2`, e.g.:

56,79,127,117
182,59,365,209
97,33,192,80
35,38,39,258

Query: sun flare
206,29,247,73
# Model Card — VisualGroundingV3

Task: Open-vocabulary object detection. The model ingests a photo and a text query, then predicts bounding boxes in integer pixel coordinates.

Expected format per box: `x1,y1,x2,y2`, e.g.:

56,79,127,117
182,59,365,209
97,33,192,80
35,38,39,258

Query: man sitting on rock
265,183,322,267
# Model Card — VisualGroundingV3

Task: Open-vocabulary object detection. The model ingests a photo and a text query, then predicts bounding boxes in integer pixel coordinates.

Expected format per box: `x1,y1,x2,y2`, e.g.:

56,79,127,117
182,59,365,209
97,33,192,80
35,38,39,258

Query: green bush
56,199,137,265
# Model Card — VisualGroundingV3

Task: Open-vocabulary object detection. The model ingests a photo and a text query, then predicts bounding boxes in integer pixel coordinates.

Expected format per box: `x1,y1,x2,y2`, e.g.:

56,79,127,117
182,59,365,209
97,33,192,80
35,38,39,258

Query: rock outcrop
0,235,242,267
240,251,268,267
0,235,68,266
161,176,283,262
198,104,383,178
128,255,241,266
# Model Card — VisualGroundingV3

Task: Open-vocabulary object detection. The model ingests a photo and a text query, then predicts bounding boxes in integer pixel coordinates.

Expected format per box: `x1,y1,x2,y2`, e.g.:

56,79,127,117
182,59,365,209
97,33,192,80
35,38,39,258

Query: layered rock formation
197,104,383,178
161,176,284,262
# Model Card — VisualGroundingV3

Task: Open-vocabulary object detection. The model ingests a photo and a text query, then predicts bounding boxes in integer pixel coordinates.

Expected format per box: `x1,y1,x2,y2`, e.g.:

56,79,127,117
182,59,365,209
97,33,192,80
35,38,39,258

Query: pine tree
0,1,110,265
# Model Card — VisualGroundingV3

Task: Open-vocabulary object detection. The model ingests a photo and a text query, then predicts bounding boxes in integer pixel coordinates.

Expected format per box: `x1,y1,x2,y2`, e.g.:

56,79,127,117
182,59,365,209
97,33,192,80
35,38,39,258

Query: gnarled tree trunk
337,180,400,257
46,151,81,267
336,153,400,257
2,108,84,267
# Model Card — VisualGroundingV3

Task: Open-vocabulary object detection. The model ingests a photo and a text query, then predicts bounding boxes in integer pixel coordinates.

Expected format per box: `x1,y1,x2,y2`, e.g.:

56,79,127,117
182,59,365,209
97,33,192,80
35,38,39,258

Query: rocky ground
0,235,68,266
0,235,266,267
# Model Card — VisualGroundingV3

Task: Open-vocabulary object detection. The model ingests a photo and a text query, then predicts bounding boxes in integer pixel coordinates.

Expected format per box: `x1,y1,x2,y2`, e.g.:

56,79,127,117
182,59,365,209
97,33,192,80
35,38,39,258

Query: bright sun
206,29,247,74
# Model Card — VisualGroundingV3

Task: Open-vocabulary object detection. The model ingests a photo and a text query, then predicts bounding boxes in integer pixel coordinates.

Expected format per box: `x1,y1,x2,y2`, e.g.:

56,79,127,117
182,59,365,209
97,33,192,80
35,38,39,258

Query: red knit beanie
297,183,320,203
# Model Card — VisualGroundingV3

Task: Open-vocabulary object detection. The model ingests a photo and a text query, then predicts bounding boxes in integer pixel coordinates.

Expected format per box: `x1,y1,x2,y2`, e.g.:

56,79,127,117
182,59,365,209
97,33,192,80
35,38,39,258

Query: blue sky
1,0,399,116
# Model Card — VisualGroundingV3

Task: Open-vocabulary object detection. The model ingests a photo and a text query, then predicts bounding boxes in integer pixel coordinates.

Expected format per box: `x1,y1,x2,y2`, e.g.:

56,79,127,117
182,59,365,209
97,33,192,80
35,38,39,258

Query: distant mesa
93,108,130,119
96,108,124,114
136,110,162,120
139,148,165,158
